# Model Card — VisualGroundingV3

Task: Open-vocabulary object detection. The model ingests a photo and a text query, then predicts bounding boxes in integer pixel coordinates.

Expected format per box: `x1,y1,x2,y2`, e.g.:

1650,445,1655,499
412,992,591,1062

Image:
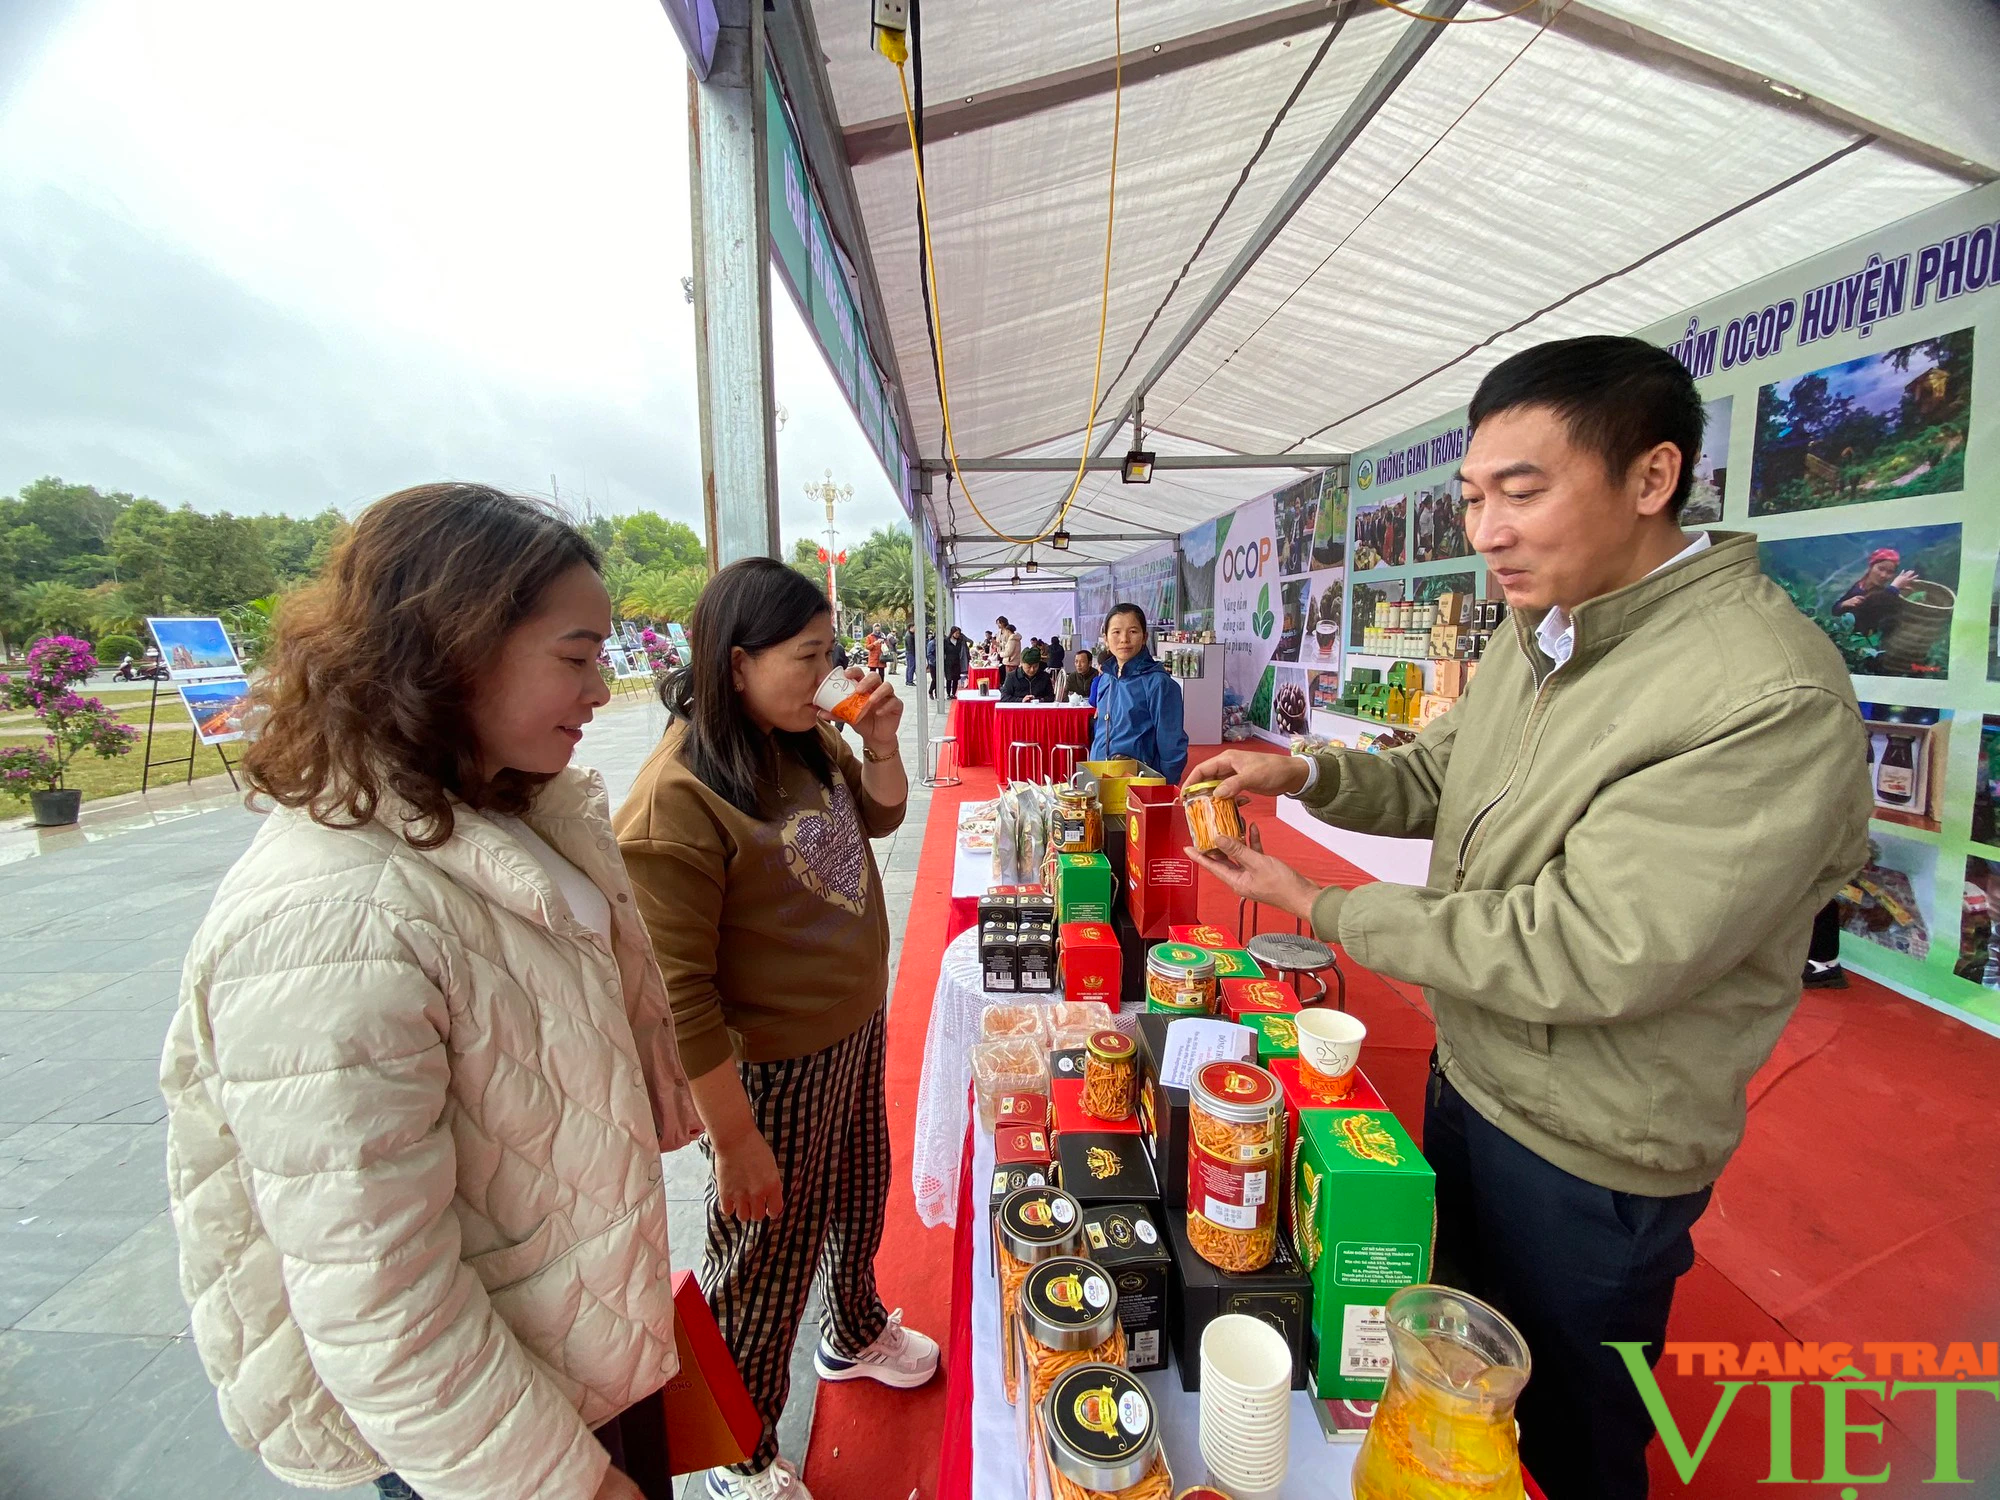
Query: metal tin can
1041,1363,1161,1494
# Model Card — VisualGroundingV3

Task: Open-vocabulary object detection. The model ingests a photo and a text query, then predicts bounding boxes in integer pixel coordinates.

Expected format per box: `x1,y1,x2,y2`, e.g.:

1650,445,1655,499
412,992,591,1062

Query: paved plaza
0,680,944,1499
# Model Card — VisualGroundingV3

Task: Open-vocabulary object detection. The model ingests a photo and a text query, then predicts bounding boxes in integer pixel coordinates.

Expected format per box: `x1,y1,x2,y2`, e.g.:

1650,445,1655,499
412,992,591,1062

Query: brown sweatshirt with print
613,724,905,1077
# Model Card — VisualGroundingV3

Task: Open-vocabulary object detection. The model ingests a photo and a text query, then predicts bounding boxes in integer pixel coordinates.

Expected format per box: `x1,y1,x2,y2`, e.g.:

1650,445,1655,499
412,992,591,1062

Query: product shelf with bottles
1159,638,1224,746
1863,705,1944,833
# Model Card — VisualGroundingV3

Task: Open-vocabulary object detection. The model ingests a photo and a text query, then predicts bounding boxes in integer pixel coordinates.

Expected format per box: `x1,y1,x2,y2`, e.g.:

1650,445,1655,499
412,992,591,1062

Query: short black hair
1106,601,1149,635
1468,335,1705,518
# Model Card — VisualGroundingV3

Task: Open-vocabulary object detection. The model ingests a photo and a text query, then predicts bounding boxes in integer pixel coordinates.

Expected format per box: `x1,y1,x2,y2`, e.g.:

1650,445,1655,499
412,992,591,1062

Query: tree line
1,477,918,661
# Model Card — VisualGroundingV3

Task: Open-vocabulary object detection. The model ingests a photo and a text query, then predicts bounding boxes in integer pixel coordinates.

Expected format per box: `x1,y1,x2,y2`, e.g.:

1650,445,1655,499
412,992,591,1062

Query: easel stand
139,675,240,794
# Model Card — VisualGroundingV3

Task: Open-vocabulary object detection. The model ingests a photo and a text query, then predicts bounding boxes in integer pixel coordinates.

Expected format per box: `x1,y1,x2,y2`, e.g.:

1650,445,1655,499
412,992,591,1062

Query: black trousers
1808,899,1841,964
1424,1061,1711,1500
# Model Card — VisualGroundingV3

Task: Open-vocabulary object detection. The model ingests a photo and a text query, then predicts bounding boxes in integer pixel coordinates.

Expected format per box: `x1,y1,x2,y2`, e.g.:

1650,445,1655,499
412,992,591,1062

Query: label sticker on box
1332,1241,1425,1288
1341,1303,1393,1381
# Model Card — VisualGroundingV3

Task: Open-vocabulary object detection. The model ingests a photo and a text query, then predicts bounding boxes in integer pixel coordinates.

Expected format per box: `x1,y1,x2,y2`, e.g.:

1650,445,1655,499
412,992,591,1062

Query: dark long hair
663,557,835,819
245,483,600,849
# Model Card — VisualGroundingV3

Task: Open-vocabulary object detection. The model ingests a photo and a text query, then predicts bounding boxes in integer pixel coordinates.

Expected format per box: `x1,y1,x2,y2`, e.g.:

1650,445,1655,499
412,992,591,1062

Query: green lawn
1,721,240,810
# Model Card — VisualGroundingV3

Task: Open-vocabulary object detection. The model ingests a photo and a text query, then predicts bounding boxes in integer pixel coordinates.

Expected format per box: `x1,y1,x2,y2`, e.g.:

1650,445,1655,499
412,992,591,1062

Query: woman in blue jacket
1089,602,1188,783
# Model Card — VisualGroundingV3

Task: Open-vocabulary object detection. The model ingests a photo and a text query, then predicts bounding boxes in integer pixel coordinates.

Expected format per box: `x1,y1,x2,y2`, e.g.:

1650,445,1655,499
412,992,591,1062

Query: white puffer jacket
160,766,703,1499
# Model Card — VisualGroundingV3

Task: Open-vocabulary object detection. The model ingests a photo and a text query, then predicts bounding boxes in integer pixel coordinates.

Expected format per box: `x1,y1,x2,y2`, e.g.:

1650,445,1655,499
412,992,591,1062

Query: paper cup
814,669,872,726
1201,1314,1293,1392
1295,1009,1367,1099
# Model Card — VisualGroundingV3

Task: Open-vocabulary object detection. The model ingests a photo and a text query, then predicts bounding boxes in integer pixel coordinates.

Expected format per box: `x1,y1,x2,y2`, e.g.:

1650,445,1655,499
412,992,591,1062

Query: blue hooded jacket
1089,649,1188,783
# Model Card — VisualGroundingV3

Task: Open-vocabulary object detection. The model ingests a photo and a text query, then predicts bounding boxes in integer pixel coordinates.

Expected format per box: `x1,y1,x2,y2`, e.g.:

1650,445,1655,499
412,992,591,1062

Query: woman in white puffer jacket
160,484,703,1500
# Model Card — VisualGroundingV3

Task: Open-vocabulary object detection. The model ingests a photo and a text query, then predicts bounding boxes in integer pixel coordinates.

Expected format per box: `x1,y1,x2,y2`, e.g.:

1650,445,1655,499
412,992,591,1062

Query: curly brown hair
244,482,601,848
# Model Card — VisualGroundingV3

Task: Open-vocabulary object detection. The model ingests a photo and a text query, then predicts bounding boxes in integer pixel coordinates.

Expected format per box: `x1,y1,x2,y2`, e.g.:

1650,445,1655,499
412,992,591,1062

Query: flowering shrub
0,635,140,796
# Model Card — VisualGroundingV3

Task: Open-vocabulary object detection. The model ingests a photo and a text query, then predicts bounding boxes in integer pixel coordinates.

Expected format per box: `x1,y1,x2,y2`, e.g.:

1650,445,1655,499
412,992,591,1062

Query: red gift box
1270,1057,1389,1245
1125,784,1197,938
995,1124,1054,1167
1059,921,1122,1004
1168,922,1239,951
660,1271,762,1474
1051,1075,1142,1137
996,1091,1049,1130
1219,976,1301,1019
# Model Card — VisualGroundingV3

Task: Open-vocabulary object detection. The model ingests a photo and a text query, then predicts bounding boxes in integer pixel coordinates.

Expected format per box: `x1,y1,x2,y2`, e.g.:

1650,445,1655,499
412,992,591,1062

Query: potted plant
0,636,140,827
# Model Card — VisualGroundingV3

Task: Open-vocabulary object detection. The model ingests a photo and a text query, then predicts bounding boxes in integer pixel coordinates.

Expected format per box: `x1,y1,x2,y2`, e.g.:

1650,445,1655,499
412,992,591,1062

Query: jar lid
997,1186,1083,1263
1180,780,1223,799
1085,1030,1134,1063
1020,1256,1118,1352
1147,943,1217,978
1041,1363,1158,1492
1192,1060,1280,1122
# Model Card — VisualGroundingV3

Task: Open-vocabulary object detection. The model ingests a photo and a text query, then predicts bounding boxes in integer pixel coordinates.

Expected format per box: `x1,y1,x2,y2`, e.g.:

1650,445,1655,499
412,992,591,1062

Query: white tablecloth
964,1123,1359,1498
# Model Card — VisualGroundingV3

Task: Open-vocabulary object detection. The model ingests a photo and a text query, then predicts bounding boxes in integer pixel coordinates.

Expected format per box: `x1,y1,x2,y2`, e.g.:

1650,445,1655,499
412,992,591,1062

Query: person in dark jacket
999,647,1056,703
942,628,970,697
1089,603,1187,780
903,627,917,685
1058,649,1098,703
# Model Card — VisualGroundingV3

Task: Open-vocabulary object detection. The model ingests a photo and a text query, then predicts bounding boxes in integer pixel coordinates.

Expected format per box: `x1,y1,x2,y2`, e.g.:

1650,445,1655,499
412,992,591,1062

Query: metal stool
924,734,961,788
1050,744,1081,782
1238,897,1309,942
1006,740,1046,783
1245,931,1346,1011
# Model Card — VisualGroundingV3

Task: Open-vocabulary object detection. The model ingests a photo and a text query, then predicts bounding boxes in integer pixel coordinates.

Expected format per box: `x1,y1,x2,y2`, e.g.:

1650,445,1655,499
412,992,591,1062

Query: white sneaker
813,1307,939,1389
705,1456,813,1500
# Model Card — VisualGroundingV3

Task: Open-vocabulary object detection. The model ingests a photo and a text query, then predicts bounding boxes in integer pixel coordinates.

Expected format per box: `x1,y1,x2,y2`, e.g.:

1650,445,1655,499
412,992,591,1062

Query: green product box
1206,947,1263,980
1053,852,1114,923
1292,1109,1435,1400
1242,1010,1300,1061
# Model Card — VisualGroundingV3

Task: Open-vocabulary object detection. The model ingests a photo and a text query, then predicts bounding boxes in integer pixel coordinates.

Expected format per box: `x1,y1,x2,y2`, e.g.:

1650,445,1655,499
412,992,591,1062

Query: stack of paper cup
1199,1314,1292,1500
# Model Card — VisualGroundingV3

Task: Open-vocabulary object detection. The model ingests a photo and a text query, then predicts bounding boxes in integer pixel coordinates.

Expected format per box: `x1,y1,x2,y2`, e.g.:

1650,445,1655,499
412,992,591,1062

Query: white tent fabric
800,0,1997,560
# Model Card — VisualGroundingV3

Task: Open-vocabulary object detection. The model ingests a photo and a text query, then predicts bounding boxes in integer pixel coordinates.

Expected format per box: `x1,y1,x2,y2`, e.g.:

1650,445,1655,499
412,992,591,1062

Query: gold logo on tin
1074,1384,1119,1437
1046,1273,1087,1311
1222,1071,1257,1096
1087,1146,1121,1180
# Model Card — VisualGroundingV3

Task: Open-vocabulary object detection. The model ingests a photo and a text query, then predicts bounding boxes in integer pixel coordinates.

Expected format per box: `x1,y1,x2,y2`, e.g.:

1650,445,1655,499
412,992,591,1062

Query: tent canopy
789,0,1998,566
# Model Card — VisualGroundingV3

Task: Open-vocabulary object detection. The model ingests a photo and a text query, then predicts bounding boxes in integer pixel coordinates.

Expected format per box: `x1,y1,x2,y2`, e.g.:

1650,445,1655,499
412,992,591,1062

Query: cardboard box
987,1163,1055,1276
1267,1059,1389,1244
1168,923,1240,950
995,1124,1054,1169
1124,783,1197,937
996,1091,1049,1130
1016,921,1056,993
1219,977,1300,1019
1081,1203,1171,1372
1292,1109,1435,1399
1055,1130,1161,1211
1241,1009,1301,1062
1049,1046,1088,1086
660,1271,763,1473
1111,905,1151,1006
1163,1213,1313,1393
1050,1076,1141,1137
1434,658,1469,697
1134,1014,1191,1209
979,923,1019,992
1053,853,1114,925
1206,947,1264,981
1058,921,1122,1004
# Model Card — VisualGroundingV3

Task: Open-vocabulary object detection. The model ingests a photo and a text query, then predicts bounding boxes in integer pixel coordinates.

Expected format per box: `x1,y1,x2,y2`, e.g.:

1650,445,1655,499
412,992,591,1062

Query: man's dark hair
1468,335,1706,518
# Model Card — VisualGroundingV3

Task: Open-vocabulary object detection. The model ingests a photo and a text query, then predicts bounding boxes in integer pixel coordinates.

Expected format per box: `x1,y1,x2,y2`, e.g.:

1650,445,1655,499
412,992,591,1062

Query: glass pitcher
1351,1285,1532,1500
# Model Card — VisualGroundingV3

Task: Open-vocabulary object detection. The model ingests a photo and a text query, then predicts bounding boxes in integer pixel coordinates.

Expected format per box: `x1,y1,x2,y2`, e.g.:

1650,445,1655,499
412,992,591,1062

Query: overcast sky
0,0,907,552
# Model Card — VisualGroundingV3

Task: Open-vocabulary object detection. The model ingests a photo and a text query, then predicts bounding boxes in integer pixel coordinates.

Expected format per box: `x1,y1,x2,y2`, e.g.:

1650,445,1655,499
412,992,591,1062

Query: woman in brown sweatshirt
613,559,937,1500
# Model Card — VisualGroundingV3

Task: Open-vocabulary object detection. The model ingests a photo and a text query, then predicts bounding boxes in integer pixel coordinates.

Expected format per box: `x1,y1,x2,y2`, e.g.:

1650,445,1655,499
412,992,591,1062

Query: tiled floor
0,680,941,1499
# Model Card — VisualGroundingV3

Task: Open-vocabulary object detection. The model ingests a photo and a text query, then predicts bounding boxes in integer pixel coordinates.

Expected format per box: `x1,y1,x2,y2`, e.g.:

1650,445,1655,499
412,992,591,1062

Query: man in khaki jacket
1188,336,1869,1500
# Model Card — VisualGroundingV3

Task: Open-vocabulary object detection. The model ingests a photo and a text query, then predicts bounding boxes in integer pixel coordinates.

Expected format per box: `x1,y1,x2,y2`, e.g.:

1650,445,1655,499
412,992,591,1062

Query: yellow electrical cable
1364,0,1543,22
890,2,1122,546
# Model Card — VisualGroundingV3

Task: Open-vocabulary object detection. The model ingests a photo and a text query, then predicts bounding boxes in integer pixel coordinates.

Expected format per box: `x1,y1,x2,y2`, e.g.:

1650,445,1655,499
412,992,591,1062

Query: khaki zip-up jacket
1303,531,1870,1196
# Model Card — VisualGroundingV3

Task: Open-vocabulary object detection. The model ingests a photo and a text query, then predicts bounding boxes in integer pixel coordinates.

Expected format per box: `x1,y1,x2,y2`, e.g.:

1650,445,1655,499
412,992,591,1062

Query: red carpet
804,740,2000,1497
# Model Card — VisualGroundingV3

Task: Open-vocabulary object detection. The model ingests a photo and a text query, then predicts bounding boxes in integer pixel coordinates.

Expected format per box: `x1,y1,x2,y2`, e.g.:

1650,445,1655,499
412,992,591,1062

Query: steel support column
689,0,779,564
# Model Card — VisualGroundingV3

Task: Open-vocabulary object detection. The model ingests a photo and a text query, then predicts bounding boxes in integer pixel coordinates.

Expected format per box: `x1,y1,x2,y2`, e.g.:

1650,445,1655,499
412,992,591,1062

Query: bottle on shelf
1877,732,1916,806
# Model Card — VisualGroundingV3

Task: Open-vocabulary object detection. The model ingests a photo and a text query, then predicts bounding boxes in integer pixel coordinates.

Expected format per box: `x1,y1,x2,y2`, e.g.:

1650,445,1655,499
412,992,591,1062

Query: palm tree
17,581,94,640
620,565,707,624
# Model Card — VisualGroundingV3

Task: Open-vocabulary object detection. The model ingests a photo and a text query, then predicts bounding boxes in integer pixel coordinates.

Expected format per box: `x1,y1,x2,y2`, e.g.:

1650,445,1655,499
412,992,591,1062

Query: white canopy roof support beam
1089,0,1467,459
922,453,1347,473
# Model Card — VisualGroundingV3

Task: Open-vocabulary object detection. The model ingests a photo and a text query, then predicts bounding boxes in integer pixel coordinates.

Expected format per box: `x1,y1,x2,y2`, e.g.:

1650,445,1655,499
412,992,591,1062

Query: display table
968,665,1002,691
952,690,998,769
946,809,992,947
991,701,1094,780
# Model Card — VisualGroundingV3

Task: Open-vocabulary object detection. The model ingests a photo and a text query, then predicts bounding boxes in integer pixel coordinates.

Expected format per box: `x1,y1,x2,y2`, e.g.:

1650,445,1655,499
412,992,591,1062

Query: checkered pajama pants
699,1010,891,1475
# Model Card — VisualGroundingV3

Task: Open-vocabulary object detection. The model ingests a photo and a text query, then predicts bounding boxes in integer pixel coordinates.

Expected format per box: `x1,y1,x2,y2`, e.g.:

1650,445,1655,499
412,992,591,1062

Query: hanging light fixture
1050,529,1072,550
1025,552,1039,575
1121,402,1155,484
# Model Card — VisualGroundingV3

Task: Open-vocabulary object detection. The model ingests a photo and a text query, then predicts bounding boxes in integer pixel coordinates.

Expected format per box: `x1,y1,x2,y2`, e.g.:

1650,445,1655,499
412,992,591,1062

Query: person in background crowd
1088,603,1187,781
829,634,849,671
999,645,1056,704
1181,335,1869,1500
1058,648,1098,703
865,630,885,674
163,484,697,1500
616,560,937,1500
903,626,917,686
925,630,938,697
1047,633,1064,661
995,617,1023,670
943,627,970,697
1090,649,1116,708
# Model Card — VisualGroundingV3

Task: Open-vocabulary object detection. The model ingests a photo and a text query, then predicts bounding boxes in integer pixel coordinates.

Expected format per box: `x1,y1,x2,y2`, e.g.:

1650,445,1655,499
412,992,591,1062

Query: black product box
1082,1203,1171,1372
1102,819,1129,909
986,1161,1052,1276
1016,892,1056,927
1163,1213,1313,1393
1017,921,1056,993
980,922,1019,993
978,893,1017,925
1055,1131,1161,1212
1049,1045,1088,1084
1111,904,1150,1008
1134,1014,1190,1210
